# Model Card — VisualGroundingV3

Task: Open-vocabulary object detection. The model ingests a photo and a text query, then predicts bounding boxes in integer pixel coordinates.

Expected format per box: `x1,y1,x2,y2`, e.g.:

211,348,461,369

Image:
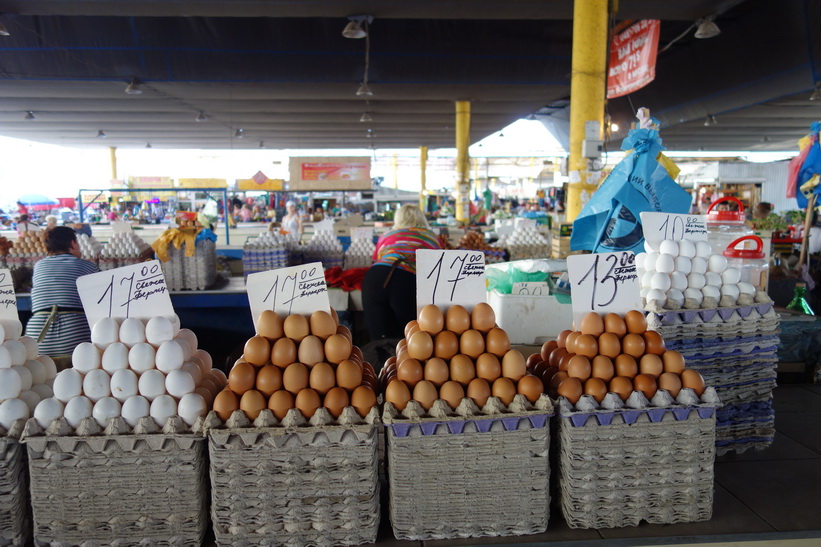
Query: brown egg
297,335,325,367
199,377,219,395
556,377,583,405
557,330,572,348
283,314,310,342
424,357,450,387
633,374,657,400
282,363,309,394
439,380,465,410
582,377,607,402
639,354,664,378
526,353,542,371
591,355,615,382
244,336,271,367
549,347,568,368
501,350,527,381
329,307,339,325
309,310,337,340
228,362,256,394
597,332,621,359
336,324,353,343
450,354,476,385
295,388,321,418
492,377,517,405
404,320,419,339
485,328,510,357
565,331,581,354
614,354,638,378
240,390,267,420
662,350,686,374
681,369,706,396
323,386,349,418
350,346,364,364
396,347,410,366
624,310,647,334
548,371,569,393
271,337,297,368
433,331,459,360
541,340,558,362
268,390,294,419
336,359,363,391
256,364,283,396
471,303,496,332
517,374,543,403
573,334,598,358
418,304,444,335
350,386,377,417
467,378,491,408
621,333,646,358
603,313,627,338
558,351,576,372
210,369,228,388
566,355,592,381
194,386,214,407
324,334,352,364
609,376,634,401
445,305,471,334
405,323,421,339
643,331,666,355
408,331,434,361
213,389,239,421
658,372,682,398
309,362,336,395
397,358,424,387
475,353,501,382
257,310,284,340
460,329,485,359
579,312,605,336
412,380,439,411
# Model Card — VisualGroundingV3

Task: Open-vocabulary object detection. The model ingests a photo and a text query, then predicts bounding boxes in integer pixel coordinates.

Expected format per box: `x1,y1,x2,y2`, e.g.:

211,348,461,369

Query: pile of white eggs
99,232,151,270
499,226,550,260
636,238,756,310
33,316,225,431
303,230,344,269
77,233,103,262
344,237,375,269
243,232,290,274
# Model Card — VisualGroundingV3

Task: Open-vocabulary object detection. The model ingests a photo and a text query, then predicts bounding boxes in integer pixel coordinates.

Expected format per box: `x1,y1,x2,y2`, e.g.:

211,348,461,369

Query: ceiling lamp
703,115,718,126
360,112,373,123
761,135,770,143
195,111,208,122
694,17,720,39
234,128,244,138
810,83,821,101
366,128,375,138
610,123,619,132
356,83,373,97
0,21,9,37
124,78,142,95
354,17,374,96
96,130,107,138
342,15,372,39
146,142,152,149
258,141,265,149
24,111,35,121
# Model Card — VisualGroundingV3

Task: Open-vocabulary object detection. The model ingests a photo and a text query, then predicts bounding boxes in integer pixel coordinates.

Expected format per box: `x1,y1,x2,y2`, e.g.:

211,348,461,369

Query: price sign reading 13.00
416,249,486,311
566,251,642,326
246,262,330,329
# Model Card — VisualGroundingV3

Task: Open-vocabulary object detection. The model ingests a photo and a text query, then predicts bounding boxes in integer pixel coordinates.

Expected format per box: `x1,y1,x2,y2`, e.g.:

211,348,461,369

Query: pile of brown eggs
14,231,47,254
213,309,377,421
379,303,545,412
530,310,706,408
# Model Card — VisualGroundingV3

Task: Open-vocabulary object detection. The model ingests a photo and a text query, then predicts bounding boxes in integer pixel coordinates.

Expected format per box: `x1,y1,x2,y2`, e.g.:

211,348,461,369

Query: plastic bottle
706,197,754,255
786,282,814,315
723,235,769,292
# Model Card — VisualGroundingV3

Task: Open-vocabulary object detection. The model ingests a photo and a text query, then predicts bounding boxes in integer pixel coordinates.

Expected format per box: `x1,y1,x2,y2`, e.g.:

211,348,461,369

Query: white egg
644,252,659,272
641,271,655,289
12,365,32,391
695,241,712,257
173,337,192,361
156,340,184,373
666,288,685,308
72,342,102,373
119,317,146,348
176,329,198,353
138,369,167,401
101,342,129,373
691,257,708,275
670,271,689,291
738,281,756,296
646,288,667,306
52,369,83,403
687,273,706,290
37,355,57,379
210,369,227,388
165,369,195,399
110,369,139,402
720,283,740,302
0,398,29,429
149,394,178,427
640,287,650,299
701,285,721,300
18,390,41,413
92,397,122,427
659,240,679,256
63,396,93,428
684,287,704,306
3,340,27,366
721,267,741,285
0,346,12,369
674,256,692,275
168,314,181,336
177,393,207,426
708,254,728,273
181,362,203,386
650,272,671,291
18,336,39,360
24,359,47,385
33,397,64,428
0,319,22,341
31,383,53,400
643,239,659,253
634,252,647,271
707,271,726,287
655,253,675,274
145,316,175,347
194,349,212,372
677,239,696,259
91,317,120,349
82,369,111,402
128,343,156,374
121,395,151,427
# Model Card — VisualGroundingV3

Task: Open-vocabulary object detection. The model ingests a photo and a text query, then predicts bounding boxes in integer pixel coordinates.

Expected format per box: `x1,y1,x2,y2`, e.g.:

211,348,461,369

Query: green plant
754,213,788,232
784,210,806,226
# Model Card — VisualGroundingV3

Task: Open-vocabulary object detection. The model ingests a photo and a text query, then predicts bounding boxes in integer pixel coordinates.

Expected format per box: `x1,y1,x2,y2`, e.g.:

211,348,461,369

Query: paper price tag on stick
246,262,330,328
416,249,486,312
567,251,641,326
0,269,17,319
76,260,174,329
640,212,708,248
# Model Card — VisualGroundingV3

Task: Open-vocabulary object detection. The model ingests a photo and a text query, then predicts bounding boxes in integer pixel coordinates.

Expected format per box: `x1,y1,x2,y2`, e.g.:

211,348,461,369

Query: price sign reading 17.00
0,269,17,320
246,262,330,329
416,249,486,312
566,252,642,326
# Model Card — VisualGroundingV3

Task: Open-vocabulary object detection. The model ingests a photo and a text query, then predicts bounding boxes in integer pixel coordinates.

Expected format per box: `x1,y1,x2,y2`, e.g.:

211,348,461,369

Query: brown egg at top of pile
379,303,545,413
528,310,706,408
212,308,378,422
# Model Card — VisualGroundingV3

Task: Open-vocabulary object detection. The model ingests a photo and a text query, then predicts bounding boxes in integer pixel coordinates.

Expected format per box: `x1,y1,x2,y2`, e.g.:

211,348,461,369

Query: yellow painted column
109,146,118,180
566,0,608,221
419,146,428,212
455,101,471,223
392,153,399,190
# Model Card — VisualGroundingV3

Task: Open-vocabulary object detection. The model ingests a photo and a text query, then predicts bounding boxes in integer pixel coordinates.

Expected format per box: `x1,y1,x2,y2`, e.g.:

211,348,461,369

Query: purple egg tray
385,413,551,438
561,406,715,428
665,334,780,350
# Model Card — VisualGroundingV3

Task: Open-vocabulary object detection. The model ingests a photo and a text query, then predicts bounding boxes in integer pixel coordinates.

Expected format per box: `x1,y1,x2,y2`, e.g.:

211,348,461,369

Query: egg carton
715,399,775,455
20,415,208,546
382,394,553,541
204,406,380,547
556,388,719,529
161,239,217,291
0,422,31,547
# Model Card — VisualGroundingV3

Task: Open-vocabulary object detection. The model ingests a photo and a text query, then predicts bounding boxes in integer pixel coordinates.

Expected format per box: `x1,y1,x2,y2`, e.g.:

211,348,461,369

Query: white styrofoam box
328,288,349,312
349,290,363,312
488,289,573,344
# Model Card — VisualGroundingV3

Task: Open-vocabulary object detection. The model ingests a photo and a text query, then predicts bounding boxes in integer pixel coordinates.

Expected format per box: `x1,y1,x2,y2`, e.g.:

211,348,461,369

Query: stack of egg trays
161,244,185,291
21,416,208,546
0,422,31,546
383,394,553,541
557,388,720,529
204,407,380,547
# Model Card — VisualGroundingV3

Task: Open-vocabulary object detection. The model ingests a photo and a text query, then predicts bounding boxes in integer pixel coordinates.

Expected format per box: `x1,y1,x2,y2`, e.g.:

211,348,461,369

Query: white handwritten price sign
0,269,17,319
566,252,641,326
640,212,708,247
416,250,486,312
350,227,374,241
76,260,173,328
246,262,330,328
512,282,549,296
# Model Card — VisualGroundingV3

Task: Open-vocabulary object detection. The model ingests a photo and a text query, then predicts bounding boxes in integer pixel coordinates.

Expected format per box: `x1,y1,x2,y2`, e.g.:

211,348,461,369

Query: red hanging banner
607,20,660,99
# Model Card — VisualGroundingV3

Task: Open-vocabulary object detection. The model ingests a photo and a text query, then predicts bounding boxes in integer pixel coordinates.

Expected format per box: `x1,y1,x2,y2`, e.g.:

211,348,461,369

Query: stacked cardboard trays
163,239,218,291
21,416,208,546
558,388,720,529
0,422,30,546
205,407,380,547
384,394,553,541
646,300,780,455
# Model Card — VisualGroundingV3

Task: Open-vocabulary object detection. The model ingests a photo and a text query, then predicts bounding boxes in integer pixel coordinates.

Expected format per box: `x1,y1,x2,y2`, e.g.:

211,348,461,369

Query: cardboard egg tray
204,407,380,547
557,389,719,529
0,423,31,547
21,416,208,546
162,238,218,291
383,394,554,541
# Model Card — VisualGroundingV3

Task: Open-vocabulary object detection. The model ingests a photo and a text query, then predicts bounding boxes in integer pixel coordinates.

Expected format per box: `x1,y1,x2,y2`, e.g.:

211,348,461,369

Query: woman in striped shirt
362,204,441,340
24,227,99,356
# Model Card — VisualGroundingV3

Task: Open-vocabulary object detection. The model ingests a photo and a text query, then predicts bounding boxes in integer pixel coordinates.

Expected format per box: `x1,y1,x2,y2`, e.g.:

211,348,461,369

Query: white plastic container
487,289,573,344
705,197,754,255
723,235,769,292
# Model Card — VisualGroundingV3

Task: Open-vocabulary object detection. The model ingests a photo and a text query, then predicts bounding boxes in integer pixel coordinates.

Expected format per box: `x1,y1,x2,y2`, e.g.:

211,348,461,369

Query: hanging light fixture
96,130,107,138
703,115,718,126
761,135,770,143
342,15,371,39
195,111,208,122
124,78,143,95
0,21,10,37
366,128,375,138
360,112,373,123
610,123,619,132
258,141,265,149
694,17,720,39
355,16,374,96
234,128,244,138
24,111,35,121
146,142,152,149
810,83,821,101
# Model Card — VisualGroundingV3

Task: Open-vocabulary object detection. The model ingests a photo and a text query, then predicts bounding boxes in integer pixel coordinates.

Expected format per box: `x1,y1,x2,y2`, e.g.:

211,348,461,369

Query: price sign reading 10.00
246,262,330,329
416,249,486,312
566,251,642,326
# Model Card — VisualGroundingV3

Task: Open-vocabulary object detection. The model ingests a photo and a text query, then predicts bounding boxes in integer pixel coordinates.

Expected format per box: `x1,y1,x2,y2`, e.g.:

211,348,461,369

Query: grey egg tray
162,239,217,291
0,436,30,547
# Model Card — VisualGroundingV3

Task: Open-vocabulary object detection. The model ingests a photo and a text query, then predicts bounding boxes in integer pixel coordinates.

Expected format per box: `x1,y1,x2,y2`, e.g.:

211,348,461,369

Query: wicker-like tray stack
557,388,720,529
384,394,553,541
205,408,380,547
163,239,217,291
0,424,30,547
